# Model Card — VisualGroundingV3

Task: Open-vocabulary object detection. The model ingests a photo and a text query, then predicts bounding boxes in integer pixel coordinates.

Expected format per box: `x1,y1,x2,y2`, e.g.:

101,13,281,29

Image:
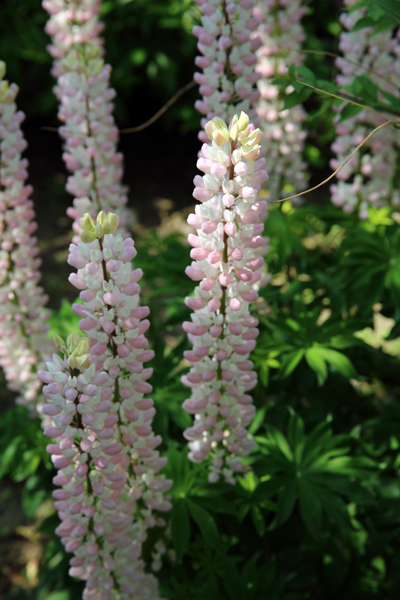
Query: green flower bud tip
79,213,95,232
67,354,77,368
76,338,90,356
0,61,6,81
75,354,91,369
95,223,104,239
241,128,263,147
66,332,81,353
106,212,119,233
241,144,261,162
53,334,66,350
80,230,96,244
237,111,249,132
97,211,105,225
102,221,111,235
205,117,230,146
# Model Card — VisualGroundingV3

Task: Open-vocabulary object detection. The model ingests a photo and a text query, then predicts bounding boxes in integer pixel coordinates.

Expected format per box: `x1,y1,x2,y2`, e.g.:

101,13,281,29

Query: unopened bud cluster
43,0,131,242
193,0,262,143
254,0,308,202
79,210,119,244
39,213,171,599
330,0,400,217
0,63,51,410
183,113,270,483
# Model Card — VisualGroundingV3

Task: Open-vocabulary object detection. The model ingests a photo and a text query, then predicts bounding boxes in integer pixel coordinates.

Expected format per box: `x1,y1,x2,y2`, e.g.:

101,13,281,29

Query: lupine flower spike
39,212,171,600
0,61,51,411
43,0,132,241
254,0,308,202
183,112,269,484
330,0,400,217
193,0,262,142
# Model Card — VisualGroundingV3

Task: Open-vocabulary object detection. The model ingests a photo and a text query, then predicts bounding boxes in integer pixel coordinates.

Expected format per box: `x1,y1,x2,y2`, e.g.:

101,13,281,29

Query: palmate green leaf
323,456,376,478
351,15,376,29
48,298,81,339
269,479,297,529
277,349,305,379
187,499,220,549
260,300,363,383
347,74,378,103
189,493,238,516
283,85,312,110
171,498,191,561
301,419,333,460
373,14,398,31
248,405,267,435
305,347,328,386
253,475,289,502
266,426,294,461
295,66,317,85
380,88,400,110
298,479,323,539
287,409,305,462
0,407,50,481
317,347,358,379
370,0,400,22
251,505,266,537
337,227,400,312
306,445,352,471
329,333,365,349
253,414,379,538
305,472,375,505
165,444,196,498
339,103,363,122
315,486,352,531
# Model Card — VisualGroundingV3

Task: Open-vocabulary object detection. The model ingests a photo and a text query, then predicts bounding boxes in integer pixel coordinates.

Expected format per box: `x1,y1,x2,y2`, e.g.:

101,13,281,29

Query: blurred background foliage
2,0,400,599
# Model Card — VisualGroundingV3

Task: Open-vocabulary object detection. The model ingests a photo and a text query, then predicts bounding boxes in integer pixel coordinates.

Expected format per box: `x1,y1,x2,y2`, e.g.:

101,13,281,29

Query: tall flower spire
39,211,171,599
254,0,308,202
0,61,51,410
182,113,269,483
43,0,132,241
330,0,400,217
192,0,262,142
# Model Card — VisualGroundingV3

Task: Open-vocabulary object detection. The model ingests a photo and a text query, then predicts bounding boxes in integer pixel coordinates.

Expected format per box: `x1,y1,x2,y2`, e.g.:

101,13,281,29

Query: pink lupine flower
330,0,400,216
40,211,171,598
182,113,269,483
39,332,167,600
192,0,262,142
0,62,52,410
43,0,132,241
254,0,308,202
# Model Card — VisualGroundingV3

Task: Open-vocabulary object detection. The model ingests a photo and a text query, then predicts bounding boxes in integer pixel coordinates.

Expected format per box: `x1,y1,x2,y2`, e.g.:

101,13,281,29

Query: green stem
216,140,236,382
85,88,101,211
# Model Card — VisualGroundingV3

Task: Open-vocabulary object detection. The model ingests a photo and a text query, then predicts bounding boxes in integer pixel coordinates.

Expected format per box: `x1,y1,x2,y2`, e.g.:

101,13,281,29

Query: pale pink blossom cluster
43,0,131,241
330,0,400,217
253,0,308,201
43,0,104,62
183,113,269,483
0,63,51,410
38,212,171,599
192,0,262,143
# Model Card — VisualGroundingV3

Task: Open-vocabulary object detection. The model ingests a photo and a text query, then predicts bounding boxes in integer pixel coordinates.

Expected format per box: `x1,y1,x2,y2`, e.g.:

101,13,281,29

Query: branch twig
42,79,196,136
119,80,196,133
273,119,399,204
297,80,390,122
